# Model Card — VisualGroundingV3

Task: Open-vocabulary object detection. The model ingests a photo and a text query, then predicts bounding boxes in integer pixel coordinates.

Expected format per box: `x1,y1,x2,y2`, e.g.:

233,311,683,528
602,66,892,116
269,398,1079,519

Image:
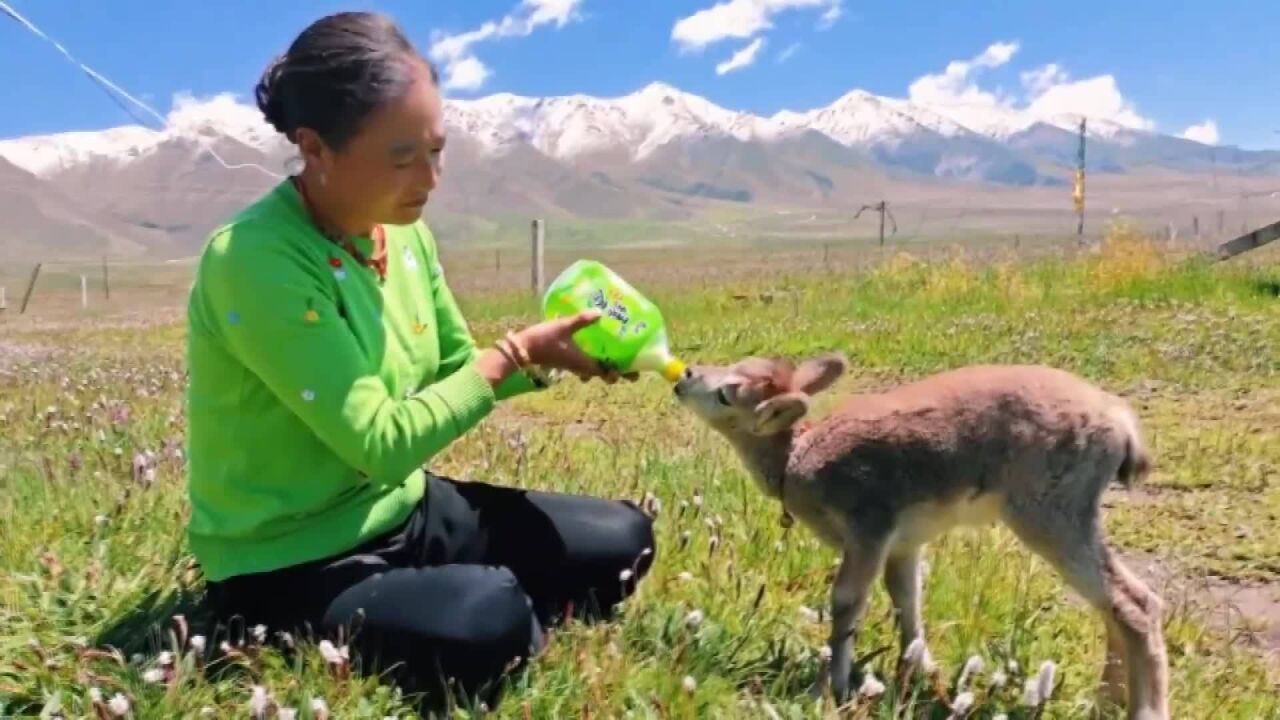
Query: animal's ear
792,353,848,395
752,392,810,436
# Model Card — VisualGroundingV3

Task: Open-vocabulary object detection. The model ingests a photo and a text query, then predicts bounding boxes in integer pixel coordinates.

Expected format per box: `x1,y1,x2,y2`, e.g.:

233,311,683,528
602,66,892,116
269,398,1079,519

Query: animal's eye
716,387,733,406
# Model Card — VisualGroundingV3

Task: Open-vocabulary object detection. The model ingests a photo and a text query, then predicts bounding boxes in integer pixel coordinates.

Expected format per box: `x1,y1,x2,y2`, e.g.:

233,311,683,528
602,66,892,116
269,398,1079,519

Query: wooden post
531,219,545,295
495,249,501,273
102,255,110,300
1193,215,1200,240
1214,217,1280,261
19,263,41,315
0,286,7,313
877,202,886,248
81,275,88,309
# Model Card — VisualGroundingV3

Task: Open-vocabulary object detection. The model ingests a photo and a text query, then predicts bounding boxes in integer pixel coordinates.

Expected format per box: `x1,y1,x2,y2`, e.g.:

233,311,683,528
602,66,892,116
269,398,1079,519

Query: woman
183,10,655,707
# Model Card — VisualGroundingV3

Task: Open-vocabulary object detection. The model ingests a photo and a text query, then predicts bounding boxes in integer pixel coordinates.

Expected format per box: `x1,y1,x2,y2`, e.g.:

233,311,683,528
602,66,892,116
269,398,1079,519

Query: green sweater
185,179,538,582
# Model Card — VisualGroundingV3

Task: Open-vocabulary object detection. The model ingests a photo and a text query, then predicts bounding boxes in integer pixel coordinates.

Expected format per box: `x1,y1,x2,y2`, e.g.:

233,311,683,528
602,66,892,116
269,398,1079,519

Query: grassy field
1,224,1278,718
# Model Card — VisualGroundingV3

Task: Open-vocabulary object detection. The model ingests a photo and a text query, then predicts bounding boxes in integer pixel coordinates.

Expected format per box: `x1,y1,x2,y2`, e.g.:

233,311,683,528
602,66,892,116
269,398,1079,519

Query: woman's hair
254,11,439,150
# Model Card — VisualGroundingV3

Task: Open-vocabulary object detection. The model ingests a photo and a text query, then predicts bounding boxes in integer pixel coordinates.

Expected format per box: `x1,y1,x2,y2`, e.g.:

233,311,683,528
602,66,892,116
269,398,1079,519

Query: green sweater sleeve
416,223,540,401
199,228,498,488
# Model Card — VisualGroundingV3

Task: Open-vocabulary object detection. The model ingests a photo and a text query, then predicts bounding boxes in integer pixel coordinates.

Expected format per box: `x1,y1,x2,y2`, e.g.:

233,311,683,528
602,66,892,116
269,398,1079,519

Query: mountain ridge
1,82,1277,262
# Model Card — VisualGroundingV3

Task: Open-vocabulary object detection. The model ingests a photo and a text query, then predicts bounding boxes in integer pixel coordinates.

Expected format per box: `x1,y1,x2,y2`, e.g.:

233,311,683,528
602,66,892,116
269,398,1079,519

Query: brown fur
674,355,1169,719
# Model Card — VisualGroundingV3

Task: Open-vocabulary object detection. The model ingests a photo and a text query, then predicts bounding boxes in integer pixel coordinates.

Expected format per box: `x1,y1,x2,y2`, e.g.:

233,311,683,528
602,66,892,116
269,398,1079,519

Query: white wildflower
199,707,215,717
108,693,131,717
992,715,1008,720
1036,660,1056,703
249,686,270,719
90,688,104,703
990,669,1007,688
797,606,821,624
189,635,206,653
141,668,164,684
277,708,297,720
903,637,927,667
619,568,634,582
94,514,108,527
949,691,974,717
310,696,330,720
957,654,984,690
1021,677,1041,707
252,624,267,644
692,493,703,508
318,640,348,665
677,571,694,582
684,609,704,629
858,672,885,698
682,675,697,694
818,645,833,661
157,651,174,668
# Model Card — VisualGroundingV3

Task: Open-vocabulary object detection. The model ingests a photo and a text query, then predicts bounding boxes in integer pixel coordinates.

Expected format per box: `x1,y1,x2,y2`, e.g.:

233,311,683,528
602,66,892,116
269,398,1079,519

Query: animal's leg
1004,500,1168,720
883,546,934,673
1100,618,1128,708
817,537,888,704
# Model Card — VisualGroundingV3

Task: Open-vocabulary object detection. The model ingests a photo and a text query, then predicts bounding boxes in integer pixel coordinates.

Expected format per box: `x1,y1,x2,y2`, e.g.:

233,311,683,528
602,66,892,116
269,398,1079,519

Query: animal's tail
1112,404,1152,488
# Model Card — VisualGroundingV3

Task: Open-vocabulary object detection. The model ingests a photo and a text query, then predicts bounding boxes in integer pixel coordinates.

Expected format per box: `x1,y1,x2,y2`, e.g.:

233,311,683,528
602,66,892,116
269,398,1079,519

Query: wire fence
3,201,1270,322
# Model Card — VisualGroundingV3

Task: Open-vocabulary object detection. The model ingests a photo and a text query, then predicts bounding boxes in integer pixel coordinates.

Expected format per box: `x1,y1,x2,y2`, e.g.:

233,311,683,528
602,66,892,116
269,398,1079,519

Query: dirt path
1120,549,1280,670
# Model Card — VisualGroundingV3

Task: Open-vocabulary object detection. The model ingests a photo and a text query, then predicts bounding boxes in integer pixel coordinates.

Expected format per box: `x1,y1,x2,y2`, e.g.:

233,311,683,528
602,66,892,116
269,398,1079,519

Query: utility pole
855,201,897,247
1074,117,1086,243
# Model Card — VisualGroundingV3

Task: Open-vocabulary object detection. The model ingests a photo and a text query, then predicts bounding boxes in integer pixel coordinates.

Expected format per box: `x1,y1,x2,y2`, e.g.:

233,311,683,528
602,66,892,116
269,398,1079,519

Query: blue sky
1,0,1277,148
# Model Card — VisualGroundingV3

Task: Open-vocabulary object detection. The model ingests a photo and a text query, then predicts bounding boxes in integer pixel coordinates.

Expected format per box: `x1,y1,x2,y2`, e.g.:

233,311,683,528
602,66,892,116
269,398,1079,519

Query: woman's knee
615,499,657,573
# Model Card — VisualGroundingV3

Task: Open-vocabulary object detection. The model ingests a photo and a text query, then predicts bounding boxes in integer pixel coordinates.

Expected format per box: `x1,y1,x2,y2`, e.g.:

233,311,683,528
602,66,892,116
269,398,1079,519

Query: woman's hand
513,310,638,384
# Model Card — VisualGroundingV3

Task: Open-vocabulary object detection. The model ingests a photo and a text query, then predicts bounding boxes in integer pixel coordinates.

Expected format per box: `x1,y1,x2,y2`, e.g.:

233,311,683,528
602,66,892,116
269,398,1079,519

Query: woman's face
302,57,446,227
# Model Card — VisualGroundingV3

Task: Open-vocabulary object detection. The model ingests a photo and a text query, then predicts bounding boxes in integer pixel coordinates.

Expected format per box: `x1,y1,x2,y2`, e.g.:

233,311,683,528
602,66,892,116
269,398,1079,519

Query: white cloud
905,43,1155,135
1023,74,1154,131
1181,119,1219,145
906,41,1022,131
429,0,584,92
442,57,491,92
818,2,843,28
716,38,766,75
1019,63,1067,97
777,42,801,63
672,0,841,51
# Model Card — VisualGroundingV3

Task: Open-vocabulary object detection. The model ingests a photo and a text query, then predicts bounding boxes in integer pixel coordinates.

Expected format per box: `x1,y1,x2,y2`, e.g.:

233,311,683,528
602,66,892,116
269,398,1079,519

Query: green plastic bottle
541,260,687,382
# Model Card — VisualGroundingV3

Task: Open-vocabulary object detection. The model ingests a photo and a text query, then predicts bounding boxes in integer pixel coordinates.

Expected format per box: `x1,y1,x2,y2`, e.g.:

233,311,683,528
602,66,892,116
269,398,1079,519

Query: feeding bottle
541,260,687,382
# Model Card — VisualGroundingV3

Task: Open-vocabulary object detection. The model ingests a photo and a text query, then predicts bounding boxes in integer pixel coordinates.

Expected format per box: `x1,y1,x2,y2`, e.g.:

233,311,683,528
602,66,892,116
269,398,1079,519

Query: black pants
205,474,656,709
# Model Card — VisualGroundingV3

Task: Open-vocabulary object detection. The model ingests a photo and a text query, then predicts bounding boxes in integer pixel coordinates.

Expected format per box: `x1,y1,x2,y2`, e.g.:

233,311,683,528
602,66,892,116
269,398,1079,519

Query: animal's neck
727,430,795,499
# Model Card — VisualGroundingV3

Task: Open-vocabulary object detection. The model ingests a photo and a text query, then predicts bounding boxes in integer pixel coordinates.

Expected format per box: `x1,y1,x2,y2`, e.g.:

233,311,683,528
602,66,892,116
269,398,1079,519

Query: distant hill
1,82,1277,260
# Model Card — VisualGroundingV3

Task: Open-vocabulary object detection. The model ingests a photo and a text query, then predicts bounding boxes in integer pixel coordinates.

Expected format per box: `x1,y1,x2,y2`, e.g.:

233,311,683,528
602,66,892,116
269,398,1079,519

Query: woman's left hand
512,310,640,384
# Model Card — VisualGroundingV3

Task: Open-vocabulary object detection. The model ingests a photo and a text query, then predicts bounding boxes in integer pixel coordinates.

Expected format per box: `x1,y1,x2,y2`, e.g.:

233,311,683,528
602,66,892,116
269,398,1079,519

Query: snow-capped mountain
2,81,1277,261
1,81,1261,181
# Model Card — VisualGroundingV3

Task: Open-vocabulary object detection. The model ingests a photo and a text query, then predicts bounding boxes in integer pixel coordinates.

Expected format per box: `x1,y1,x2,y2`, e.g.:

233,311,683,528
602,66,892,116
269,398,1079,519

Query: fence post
531,218,545,295
102,255,110,300
19,263,41,314
0,286,6,313
81,275,88,310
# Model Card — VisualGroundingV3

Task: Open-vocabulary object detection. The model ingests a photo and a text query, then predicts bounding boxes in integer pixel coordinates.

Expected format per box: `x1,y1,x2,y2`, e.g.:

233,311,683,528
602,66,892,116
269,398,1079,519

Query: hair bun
254,54,291,139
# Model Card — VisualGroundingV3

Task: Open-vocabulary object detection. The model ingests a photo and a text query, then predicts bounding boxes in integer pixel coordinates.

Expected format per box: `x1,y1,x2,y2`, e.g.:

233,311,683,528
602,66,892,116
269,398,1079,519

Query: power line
0,0,283,180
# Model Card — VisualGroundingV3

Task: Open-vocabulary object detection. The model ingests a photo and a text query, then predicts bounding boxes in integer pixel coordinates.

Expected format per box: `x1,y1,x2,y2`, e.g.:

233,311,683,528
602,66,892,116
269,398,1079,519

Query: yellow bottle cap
661,358,687,383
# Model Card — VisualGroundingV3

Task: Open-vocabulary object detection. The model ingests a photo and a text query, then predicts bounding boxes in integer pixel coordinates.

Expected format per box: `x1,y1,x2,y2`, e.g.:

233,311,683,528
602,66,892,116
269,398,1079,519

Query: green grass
2,231,1279,718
